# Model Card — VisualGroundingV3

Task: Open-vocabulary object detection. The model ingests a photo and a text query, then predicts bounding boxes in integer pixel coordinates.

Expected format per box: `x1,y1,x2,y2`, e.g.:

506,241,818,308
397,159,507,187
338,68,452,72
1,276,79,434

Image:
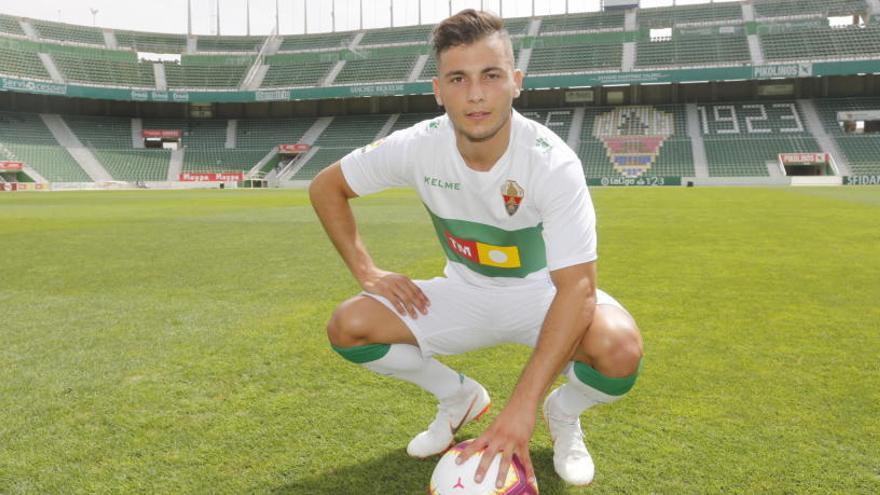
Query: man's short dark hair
431,9,510,62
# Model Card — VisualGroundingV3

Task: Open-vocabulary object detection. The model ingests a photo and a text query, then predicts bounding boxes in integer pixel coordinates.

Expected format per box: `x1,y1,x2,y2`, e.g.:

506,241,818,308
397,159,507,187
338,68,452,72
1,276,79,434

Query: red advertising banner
143,129,183,139
0,161,24,171
278,143,310,154
779,152,828,164
179,172,244,182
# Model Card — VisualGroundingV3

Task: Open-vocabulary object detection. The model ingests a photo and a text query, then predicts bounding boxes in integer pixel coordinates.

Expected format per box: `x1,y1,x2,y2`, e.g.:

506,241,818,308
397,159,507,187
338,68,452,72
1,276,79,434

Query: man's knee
580,307,643,378
326,297,374,348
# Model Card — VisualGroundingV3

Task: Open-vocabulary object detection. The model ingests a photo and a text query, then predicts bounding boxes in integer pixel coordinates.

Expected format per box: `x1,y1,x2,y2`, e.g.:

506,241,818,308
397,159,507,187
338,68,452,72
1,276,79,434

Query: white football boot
543,387,595,486
407,377,491,458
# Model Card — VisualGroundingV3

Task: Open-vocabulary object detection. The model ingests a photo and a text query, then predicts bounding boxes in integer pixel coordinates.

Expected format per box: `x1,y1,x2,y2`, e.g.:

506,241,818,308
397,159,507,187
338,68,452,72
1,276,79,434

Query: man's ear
432,77,443,106
512,69,524,98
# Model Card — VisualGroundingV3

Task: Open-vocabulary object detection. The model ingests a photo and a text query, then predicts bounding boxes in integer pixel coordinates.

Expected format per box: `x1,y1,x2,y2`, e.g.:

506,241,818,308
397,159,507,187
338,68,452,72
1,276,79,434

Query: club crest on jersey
501,180,524,216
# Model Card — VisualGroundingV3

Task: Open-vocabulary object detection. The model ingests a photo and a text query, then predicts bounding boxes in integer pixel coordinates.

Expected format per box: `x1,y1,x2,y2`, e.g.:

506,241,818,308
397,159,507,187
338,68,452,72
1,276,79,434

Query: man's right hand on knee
359,268,431,319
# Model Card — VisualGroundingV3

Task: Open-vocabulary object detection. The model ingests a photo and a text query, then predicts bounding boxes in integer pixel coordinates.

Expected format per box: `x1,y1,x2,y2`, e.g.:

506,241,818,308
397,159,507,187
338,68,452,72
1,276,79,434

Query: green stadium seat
93,149,171,181
196,35,265,53
115,30,188,54
333,55,417,85
30,19,104,45
753,0,867,19
579,105,694,178
814,97,880,175
237,118,315,150
0,111,89,182
0,14,24,36
163,63,247,89
54,53,155,87
539,11,626,33
760,25,880,62
699,102,821,177
0,45,51,80
527,43,623,73
291,114,389,180
636,30,750,68
260,60,335,88
638,3,743,27
183,150,268,172
279,32,355,52
360,25,433,46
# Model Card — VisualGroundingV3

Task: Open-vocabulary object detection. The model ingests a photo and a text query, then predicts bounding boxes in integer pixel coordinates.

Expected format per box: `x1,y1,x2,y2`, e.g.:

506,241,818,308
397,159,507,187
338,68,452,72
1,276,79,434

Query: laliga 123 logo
593,106,673,178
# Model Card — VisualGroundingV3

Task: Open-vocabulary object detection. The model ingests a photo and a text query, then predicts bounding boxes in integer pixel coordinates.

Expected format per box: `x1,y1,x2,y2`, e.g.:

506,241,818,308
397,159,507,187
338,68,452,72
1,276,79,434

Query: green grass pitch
1,187,878,494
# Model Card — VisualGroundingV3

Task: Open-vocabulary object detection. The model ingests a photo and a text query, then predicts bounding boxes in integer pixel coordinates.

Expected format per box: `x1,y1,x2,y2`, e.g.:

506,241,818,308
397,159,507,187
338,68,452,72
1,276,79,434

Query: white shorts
363,277,627,358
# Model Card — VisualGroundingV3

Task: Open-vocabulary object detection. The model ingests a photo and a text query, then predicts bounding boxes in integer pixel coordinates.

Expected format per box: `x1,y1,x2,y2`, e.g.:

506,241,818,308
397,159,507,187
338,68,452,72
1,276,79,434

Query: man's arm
309,162,429,318
457,261,597,488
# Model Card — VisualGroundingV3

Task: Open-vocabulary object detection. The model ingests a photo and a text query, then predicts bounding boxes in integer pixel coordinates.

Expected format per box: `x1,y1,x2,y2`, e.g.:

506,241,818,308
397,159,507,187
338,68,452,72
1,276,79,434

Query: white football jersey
340,109,597,288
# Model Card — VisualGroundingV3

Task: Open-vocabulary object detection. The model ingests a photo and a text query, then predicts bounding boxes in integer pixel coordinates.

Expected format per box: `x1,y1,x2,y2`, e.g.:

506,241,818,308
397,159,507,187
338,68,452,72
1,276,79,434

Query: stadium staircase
167,150,184,181
41,114,112,182
686,104,710,178
225,120,237,149
797,99,851,176
102,30,117,49
131,119,144,148
18,19,37,40
153,63,167,91
37,53,65,83
277,117,333,181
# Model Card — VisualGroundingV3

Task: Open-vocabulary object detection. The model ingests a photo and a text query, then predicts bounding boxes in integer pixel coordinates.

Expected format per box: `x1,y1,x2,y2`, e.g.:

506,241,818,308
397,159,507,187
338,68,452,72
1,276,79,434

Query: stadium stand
196,35,265,53
53,52,155,87
1,4,880,185
0,45,51,80
30,19,105,45
360,25,433,46
64,115,170,180
333,53,418,85
752,0,868,19
163,62,248,89
636,29,750,67
503,17,532,37
292,114,389,180
700,102,820,177
0,112,90,182
92,149,171,181
0,14,24,36
279,32,355,52
184,150,268,172
142,119,228,150
759,24,880,61
237,118,316,150
815,97,880,175
115,30,188,54
539,11,626,33
527,41,623,73
260,58,336,87
637,3,744,27
580,105,694,178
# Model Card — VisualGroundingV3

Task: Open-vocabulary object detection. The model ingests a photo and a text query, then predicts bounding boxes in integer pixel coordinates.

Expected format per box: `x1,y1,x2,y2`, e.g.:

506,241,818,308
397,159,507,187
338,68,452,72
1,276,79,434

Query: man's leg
544,303,643,485
326,292,491,457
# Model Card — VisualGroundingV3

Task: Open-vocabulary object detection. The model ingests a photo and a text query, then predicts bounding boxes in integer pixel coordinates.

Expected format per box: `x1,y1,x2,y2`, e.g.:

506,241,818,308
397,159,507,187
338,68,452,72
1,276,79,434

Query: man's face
432,33,523,143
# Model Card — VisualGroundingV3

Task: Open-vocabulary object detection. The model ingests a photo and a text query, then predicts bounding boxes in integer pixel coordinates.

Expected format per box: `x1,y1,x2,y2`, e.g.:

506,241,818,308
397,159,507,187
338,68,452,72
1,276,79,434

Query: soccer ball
429,440,538,495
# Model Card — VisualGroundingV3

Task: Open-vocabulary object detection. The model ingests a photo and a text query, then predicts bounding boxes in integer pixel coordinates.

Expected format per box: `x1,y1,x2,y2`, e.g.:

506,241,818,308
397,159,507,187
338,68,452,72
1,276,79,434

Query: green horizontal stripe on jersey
425,205,547,278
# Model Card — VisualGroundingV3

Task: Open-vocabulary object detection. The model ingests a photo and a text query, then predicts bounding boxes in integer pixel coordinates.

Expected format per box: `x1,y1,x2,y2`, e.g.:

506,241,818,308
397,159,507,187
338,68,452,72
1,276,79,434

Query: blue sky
0,0,740,35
